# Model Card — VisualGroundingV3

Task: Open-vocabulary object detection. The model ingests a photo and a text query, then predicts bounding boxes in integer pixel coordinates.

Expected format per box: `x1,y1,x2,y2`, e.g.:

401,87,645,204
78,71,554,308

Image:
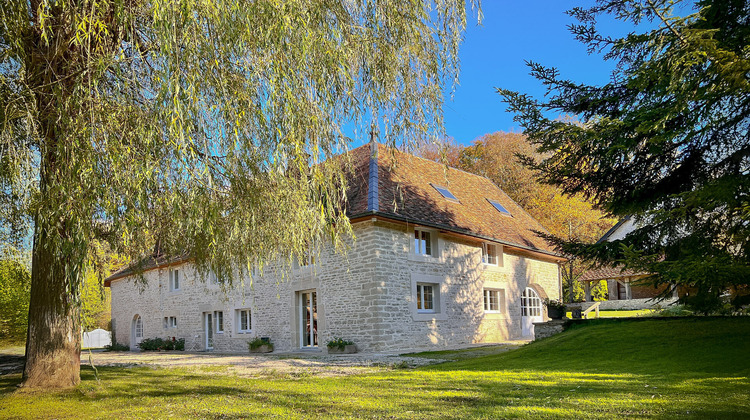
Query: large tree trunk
21,221,81,388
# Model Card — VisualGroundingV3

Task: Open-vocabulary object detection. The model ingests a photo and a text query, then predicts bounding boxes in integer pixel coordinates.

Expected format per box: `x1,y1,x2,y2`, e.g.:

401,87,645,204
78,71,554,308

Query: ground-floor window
483,288,503,313
214,311,224,333
417,283,438,313
163,316,177,328
237,309,252,333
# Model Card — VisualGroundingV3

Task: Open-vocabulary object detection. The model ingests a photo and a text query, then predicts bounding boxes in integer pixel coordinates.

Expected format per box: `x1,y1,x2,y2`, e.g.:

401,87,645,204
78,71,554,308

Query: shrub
104,342,130,351
248,337,273,351
543,299,566,311
138,337,185,351
326,337,354,350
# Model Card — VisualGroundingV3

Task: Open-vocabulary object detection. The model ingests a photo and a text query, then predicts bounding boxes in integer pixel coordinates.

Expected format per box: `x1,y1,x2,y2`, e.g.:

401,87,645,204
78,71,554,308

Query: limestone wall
109,220,561,353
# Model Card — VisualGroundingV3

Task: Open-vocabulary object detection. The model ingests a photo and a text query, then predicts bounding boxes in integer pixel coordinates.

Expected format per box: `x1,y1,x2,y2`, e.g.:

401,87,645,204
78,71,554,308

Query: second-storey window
482,243,499,265
169,268,180,291
414,229,433,257
416,283,437,313
237,309,252,333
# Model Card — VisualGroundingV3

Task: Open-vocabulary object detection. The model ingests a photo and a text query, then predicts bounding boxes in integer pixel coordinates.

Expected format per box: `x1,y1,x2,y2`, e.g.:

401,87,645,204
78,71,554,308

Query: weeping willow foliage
0,0,475,291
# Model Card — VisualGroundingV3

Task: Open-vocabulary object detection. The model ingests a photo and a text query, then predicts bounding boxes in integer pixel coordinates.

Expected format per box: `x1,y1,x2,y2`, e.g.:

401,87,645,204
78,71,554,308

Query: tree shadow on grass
47,365,747,419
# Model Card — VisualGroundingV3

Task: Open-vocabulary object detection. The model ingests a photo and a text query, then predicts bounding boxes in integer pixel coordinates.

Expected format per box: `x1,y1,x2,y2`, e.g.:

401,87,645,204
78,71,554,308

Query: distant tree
0,254,30,342
1,0,475,388
500,0,750,305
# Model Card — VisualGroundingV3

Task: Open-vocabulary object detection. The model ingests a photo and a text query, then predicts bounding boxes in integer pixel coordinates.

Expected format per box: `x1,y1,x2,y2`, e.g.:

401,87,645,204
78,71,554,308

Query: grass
1,317,749,419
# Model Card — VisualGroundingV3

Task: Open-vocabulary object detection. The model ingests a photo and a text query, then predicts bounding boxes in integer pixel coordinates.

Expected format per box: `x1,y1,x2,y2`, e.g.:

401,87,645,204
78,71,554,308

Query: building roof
345,142,558,255
106,142,560,285
581,215,649,282
595,215,632,244
579,265,648,282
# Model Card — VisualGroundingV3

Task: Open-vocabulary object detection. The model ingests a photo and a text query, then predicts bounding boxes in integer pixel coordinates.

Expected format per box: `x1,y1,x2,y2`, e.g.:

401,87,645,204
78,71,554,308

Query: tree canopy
499,0,750,304
0,0,476,388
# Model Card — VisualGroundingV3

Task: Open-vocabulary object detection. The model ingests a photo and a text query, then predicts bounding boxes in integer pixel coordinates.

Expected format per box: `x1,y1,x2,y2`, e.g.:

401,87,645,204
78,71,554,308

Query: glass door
204,312,214,350
300,291,318,348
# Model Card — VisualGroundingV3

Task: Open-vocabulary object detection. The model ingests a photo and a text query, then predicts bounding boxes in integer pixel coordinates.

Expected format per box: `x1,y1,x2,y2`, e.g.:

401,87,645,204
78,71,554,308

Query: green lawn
1,317,749,419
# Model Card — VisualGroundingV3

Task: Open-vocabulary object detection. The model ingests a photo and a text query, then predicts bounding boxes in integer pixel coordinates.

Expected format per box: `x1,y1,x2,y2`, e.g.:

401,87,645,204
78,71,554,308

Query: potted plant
248,337,274,353
544,298,566,320
326,337,356,354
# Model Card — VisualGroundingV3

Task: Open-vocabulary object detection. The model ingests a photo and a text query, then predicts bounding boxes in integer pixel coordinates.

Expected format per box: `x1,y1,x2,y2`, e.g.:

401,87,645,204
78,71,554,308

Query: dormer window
431,184,459,202
488,199,511,216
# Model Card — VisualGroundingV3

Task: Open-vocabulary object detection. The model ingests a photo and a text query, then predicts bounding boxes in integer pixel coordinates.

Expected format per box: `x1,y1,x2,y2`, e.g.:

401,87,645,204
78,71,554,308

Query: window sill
412,311,447,322
408,254,440,264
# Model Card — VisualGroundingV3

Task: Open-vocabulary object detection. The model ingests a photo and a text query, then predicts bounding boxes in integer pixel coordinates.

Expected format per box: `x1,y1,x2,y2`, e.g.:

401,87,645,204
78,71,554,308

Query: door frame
521,287,543,337
204,312,214,350
298,289,318,348
131,314,143,350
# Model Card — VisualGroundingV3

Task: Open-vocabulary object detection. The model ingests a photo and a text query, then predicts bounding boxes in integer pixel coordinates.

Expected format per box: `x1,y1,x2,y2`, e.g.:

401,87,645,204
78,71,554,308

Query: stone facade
110,220,561,353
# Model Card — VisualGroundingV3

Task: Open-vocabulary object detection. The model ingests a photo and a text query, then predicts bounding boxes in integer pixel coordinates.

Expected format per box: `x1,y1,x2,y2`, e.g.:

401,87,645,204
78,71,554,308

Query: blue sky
443,1,675,145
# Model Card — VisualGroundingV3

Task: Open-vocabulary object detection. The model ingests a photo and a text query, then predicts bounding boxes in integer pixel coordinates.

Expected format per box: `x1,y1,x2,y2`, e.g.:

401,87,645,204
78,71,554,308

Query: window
414,229,433,257
296,245,316,268
488,199,512,216
209,270,219,285
169,268,180,291
483,289,502,313
215,311,224,333
431,184,459,201
482,243,500,265
164,316,177,328
237,309,252,333
416,283,436,313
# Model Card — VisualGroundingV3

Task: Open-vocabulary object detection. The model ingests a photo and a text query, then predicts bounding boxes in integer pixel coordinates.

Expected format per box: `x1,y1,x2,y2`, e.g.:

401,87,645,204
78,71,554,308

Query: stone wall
109,220,561,353
574,297,678,311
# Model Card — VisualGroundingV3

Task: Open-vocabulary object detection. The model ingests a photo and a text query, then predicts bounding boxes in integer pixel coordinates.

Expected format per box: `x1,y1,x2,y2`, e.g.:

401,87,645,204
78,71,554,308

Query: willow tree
0,0,475,388
500,0,750,304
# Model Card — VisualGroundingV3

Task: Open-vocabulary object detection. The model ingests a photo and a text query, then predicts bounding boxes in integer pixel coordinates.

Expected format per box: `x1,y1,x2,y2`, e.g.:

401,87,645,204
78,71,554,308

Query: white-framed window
414,228,433,257
169,268,180,291
214,311,224,333
482,243,499,265
236,309,252,333
416,283,437,313
483,289,503,313
208,270,219,285
164,316,177,328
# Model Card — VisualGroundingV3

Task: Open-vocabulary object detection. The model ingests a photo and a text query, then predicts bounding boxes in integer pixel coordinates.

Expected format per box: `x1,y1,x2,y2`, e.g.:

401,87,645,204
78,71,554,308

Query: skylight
488,199,511,216
431,184,458,201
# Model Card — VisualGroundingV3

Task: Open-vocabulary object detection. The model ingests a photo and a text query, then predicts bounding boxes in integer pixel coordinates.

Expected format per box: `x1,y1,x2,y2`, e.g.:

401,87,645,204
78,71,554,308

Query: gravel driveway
2,342,524,379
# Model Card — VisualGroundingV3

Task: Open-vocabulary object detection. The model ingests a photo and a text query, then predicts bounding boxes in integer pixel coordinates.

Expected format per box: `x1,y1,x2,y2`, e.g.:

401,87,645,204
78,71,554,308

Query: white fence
82,329,112,348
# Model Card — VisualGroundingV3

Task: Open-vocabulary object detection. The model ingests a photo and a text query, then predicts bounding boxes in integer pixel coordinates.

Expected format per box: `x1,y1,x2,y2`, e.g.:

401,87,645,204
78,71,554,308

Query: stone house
106,143,564,353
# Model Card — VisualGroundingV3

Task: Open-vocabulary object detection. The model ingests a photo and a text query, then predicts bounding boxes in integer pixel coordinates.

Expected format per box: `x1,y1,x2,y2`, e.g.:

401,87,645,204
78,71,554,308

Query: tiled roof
579,264,647,282
105,254,187,286
107,142,560,285
346,143,558,255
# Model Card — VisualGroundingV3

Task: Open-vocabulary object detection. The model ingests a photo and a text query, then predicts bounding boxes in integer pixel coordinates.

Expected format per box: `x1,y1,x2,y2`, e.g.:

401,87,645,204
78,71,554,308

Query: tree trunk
21,221,81,389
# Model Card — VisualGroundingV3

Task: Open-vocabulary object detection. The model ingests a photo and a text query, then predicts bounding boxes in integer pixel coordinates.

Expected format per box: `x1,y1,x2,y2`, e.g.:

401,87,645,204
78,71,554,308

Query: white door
132,315,143,349
204,312,214,350
521,288,543,337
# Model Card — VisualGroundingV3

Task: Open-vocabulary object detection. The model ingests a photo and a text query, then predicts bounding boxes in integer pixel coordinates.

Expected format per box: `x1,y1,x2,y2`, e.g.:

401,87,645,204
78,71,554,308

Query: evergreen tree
499,0,750,305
